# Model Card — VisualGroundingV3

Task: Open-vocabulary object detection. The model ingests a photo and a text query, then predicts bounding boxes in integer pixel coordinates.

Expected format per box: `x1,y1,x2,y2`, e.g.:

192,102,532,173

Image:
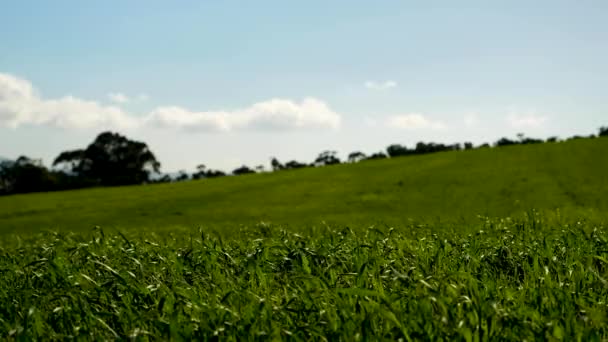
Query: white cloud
364,80,397,90
386,113,446,130
146,98,341,131
0,72,341,132
108,92,130,104
0,74,137,130
506,112,547,128
108,92,149,104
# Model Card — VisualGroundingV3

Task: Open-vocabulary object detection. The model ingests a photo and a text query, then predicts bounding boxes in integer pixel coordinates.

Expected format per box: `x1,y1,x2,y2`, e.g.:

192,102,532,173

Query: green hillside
1,138,607,235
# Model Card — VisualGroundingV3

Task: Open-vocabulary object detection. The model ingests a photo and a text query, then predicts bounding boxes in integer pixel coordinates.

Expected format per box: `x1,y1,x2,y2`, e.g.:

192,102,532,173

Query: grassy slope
1,138,607,234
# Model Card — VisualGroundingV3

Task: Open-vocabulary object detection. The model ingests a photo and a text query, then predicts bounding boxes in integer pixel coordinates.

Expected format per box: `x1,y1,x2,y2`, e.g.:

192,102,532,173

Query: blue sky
1,1,607,172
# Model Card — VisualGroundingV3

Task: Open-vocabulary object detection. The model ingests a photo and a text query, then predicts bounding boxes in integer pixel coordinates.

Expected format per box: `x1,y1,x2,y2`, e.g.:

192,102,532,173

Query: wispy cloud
506,112,548,128
386,113,446,130
364,80,397,90
0,73,341,132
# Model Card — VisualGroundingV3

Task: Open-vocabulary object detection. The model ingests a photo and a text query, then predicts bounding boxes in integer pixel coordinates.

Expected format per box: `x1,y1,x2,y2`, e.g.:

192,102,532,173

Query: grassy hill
0,138,607,235
2,138,608,340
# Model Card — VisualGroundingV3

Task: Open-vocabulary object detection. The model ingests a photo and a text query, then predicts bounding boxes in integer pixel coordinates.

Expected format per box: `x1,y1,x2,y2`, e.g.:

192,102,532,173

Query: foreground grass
1,215,607,340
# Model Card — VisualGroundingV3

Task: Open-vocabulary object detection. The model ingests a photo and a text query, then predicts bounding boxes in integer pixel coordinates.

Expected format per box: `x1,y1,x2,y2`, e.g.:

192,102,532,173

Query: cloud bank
0,73,341,131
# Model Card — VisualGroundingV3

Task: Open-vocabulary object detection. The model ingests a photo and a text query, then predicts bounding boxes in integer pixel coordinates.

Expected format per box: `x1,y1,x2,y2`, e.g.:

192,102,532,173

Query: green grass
1,216,607,340
1,138,608,339
1,138,607,235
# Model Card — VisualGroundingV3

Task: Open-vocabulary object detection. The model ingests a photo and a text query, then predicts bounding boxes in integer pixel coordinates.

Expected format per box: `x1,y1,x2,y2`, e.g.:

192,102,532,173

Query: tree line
1,127,607,196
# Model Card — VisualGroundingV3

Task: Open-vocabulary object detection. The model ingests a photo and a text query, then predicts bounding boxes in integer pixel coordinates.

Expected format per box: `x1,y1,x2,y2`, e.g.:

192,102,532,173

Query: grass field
0,138,607,235
1,138,608,339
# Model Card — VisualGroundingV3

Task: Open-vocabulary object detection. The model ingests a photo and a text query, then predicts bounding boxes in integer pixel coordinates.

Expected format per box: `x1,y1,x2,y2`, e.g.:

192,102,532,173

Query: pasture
1,137,608,339
0,138,607,235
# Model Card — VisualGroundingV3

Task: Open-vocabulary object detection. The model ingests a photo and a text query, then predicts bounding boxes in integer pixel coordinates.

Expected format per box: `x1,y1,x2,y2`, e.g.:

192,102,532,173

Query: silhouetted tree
205,169,226,178
386,144,409,157
270,157,284,171
314,151,341,166
495,137,517,147
284,160,308,169
365,152,388,160
233,165,256,175
413,142,460,155
347,151,366,163
520,137,544,144
193,164,227,179
600,127,608,137
53,132,160,186
192,164,206,180
517,134,543,145
175,171,190,182
546,136,559,143
0,156,58,194
255,165,265,173
464,142,474,150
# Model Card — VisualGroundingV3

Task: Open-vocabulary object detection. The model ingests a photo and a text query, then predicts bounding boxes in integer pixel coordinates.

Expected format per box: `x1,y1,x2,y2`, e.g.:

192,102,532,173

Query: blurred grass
1,138,607,234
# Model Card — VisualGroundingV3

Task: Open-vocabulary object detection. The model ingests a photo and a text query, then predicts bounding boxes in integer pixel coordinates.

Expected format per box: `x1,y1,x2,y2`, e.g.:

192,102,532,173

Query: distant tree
515,133,543,145
270,157,284,171
205,169,226,178
284,160,308,169
464,142,474,150
414,142,430,154
386,144,409,157
546,136,559,143
0,156,58,194
450,143,462,151
365,152,388,160
314,151,341,166
175,171,190,182
232,165,256,175
495,137,517,147
53,131,161,186
347,151,366,163
520,137,544,145
193,164,227,179
255,165,265,172
413,142,459,155
600,126,608,137
478,143,491,148
192,164,206,180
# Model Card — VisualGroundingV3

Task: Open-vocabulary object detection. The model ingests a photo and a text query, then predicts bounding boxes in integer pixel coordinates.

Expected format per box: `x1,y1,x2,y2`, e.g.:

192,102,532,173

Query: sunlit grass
1,214,607,340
